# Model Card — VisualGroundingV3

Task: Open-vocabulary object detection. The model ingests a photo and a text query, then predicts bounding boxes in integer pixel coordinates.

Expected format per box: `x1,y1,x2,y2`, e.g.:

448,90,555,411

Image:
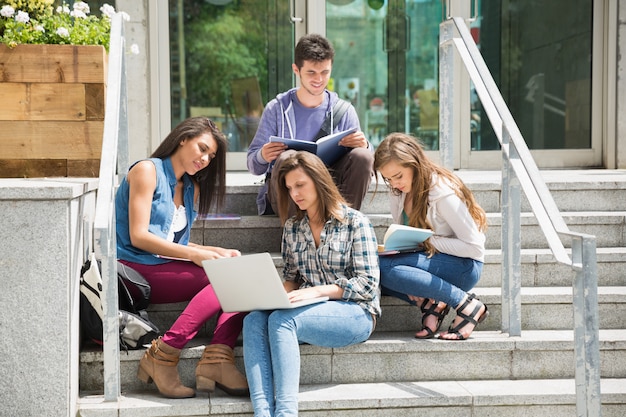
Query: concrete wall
0,179,97,417
116,0,154,163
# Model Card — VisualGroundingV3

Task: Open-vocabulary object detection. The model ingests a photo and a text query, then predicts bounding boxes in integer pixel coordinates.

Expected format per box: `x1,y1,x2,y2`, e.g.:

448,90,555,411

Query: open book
269,127,357,166
378,224,433,255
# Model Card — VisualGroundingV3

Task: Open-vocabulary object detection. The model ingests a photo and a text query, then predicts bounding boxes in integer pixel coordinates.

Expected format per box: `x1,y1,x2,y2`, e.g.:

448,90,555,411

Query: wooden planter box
0,44,107,177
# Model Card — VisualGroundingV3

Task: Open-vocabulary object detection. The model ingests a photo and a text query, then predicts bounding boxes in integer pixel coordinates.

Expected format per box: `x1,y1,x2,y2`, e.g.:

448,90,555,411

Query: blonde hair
274,152,347,225
374,133,487,255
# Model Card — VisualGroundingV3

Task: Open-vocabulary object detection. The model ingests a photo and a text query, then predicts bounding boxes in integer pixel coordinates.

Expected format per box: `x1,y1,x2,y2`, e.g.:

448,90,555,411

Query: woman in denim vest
115,117,248,398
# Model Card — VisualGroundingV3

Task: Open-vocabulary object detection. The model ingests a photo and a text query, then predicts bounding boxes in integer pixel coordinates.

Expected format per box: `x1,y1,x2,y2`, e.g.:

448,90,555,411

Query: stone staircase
78,169,626,416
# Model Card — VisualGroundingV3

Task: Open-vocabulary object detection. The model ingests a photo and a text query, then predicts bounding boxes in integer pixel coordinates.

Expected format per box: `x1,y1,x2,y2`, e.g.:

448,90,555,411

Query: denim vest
115,157,197,265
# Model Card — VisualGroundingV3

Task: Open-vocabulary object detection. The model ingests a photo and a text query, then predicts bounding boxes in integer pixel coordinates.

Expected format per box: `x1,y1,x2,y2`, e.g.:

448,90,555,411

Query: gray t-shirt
292,93,329,141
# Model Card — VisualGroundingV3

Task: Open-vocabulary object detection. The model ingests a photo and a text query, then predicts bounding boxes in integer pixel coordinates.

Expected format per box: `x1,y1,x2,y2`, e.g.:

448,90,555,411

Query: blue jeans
243,301,374,417
378,251,483,309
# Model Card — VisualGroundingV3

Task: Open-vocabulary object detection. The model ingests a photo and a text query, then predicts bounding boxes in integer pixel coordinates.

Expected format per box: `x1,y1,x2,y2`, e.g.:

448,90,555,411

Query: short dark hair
294,33,335,69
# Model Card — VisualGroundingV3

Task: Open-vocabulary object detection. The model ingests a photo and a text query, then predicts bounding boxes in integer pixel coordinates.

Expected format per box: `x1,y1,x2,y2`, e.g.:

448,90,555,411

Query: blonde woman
374,132,489,340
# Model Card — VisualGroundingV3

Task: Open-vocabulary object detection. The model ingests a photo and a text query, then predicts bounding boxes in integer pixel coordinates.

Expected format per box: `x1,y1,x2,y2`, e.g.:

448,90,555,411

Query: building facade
116,0,626,170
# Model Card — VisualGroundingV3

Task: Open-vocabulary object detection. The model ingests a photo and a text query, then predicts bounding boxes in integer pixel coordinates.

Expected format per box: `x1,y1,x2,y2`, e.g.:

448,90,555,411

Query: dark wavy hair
294,33,335,69
274,151,346,225
150,117,227,215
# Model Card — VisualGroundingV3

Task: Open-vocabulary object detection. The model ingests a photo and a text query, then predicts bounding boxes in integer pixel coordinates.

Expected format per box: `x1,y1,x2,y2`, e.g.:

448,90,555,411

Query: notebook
269,127,357,166
201,252,329,312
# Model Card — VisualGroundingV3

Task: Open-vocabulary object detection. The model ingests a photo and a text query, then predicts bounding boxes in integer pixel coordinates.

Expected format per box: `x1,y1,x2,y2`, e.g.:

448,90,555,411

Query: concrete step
79,329,626,394
77,169,626,416
78,377,626,417
185,248,626,288
220,170,626,216
139,287,626,340
480,247,626,287
193,211,626,253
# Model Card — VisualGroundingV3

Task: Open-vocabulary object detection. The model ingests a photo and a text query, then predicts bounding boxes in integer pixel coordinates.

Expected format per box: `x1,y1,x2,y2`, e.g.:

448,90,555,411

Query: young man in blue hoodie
246,33,374,215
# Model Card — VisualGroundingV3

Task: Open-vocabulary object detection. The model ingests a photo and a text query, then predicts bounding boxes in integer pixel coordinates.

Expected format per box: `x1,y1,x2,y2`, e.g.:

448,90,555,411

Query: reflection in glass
481,0,592,150
326,0,593,152
166,0,593,155
168,0,292,152
327,0,443,150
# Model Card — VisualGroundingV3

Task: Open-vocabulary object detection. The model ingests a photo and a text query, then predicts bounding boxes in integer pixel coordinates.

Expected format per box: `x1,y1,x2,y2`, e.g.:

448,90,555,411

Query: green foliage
0,1,122,50
182,1,268,109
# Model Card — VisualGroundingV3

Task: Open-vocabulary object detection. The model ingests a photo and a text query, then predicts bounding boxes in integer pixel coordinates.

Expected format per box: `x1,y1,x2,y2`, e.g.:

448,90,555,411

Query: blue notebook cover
269,127,357,166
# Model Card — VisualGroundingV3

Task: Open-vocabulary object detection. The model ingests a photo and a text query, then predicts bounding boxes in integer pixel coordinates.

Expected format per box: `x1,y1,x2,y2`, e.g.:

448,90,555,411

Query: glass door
168,0,294,169
325,0,603,169
469,0,602,169
327,0,443,152
165,0,603,170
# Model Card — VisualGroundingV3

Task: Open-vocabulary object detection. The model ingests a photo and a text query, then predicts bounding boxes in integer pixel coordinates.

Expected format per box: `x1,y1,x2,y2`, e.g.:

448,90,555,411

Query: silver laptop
202,252,328,313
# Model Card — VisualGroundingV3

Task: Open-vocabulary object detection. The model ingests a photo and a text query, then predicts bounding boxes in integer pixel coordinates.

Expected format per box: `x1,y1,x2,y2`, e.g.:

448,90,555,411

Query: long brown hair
374,133,487,255
273,151,346,225
151,117,227,215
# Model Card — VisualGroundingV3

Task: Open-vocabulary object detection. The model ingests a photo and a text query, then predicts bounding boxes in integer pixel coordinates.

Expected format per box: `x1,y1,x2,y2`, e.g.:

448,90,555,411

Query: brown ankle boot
195,344,249,396
137,337,195,398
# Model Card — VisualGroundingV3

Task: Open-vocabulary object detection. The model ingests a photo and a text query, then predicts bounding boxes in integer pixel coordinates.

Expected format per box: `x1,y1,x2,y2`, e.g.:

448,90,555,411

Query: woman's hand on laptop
286,284,342,302
209,246,242,258
187,245,240,266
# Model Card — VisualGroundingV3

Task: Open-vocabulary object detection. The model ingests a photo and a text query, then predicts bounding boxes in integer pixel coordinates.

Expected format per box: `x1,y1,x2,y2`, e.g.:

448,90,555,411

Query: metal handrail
93,13,129,401
439,16,601,417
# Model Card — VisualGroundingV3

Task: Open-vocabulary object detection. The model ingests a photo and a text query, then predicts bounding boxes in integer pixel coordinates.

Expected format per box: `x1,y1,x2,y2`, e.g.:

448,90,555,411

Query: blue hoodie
246,88,363,214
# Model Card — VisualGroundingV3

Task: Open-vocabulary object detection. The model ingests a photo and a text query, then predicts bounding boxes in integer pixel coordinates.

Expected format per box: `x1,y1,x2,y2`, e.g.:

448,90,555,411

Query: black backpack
79,254,160,350
117,262,152,316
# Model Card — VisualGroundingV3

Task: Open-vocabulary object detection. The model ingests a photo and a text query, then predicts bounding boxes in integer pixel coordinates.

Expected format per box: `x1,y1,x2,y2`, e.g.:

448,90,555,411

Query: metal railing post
439,20,455,170
501,126,522,336
93,12,127,402
572,235,601,416
440,16,601,415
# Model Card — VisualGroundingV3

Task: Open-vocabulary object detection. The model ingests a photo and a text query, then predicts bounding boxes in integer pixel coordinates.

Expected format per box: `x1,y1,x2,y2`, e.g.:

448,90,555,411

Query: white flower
15,10,30,23
57,5,71,14
34,25,45,32
56,27,70,38
73,1,90,15
0,5,15,18
119,11,130,21
70,10,87,19
100,4,116,19
130,43,140,55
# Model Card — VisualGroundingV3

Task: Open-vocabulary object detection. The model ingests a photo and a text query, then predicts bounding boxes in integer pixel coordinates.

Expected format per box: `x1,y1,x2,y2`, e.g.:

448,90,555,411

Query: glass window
327,0,443,150
480,0,593,150
166,0,594,157
168,0,293,152
326,0,593,152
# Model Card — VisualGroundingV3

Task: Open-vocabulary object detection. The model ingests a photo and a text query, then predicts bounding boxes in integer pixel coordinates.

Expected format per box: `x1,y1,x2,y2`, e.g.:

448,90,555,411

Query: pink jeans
119,259,246,349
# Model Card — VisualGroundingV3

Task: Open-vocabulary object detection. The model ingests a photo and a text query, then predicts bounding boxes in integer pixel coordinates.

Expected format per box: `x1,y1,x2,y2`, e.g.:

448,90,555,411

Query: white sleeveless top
166,204,188,243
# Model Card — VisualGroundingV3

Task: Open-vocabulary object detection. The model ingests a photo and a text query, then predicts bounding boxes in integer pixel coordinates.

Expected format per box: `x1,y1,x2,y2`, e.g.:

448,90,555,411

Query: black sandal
415,299,450,339
439,293,489,341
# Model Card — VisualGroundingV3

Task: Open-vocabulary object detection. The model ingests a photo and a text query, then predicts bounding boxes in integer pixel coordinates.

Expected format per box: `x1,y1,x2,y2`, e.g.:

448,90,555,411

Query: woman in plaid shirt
242,151,381,417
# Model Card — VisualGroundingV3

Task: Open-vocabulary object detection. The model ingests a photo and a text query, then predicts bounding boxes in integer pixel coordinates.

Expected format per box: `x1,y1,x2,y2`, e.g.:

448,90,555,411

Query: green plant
0,1,128,50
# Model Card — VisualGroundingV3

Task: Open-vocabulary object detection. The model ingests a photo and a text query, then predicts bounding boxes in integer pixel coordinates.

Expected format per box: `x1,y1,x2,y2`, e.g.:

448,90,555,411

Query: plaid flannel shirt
281,205,381,317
